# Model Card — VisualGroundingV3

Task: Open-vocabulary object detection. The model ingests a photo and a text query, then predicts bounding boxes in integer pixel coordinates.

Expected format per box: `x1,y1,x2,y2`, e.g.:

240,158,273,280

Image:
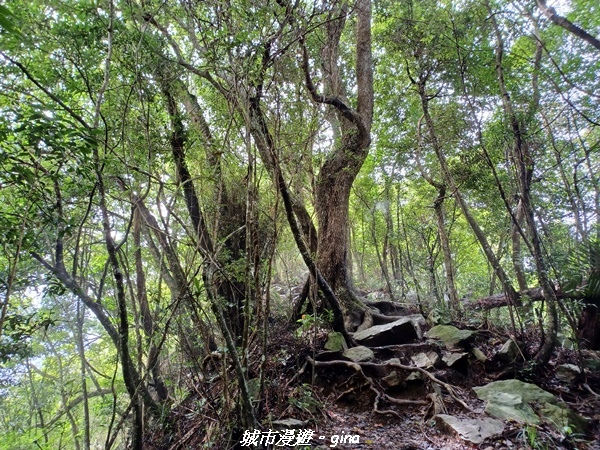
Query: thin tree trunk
433,188,460,312
512,200,529,291
76,299,91,450
133,209,168,401
371,209,396,301
413,74,518,304
488,1,558,365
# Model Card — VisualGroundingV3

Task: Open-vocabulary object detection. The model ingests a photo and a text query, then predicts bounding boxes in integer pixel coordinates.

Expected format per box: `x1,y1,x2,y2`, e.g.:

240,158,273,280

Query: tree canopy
0,0,599,448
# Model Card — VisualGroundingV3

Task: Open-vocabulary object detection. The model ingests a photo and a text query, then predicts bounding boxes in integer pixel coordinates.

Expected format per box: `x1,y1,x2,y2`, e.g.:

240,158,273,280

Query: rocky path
279,304,599,449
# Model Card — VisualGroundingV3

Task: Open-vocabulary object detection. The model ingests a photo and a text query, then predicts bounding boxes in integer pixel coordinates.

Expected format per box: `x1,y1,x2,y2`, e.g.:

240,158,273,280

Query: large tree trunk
308,0,373,314
315,156,367,308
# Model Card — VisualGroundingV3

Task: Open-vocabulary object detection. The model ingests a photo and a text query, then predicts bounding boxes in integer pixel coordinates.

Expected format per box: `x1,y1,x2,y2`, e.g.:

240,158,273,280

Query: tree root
307,357,452,420
307,356,478,415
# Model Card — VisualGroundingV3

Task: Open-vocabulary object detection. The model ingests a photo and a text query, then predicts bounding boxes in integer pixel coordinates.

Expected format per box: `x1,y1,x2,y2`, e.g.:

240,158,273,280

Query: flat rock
442,351,468,368
353,317,422,347
484,396,540,424
271,418,308,429
473,379,585,432
436,414,504,444
343,346,374,362
411,351,439,368
426,325,475,348
473,379,556,404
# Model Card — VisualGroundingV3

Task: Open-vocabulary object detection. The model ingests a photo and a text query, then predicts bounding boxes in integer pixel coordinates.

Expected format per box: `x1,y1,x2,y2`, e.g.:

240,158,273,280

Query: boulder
353,316,422,347
474,379,556,405
473,379,586,433
496,339,522,363
483,392,540,424
343,346,374,362
405,314,427,339
436,414,504,444
426,325,475,349
324,332,348,352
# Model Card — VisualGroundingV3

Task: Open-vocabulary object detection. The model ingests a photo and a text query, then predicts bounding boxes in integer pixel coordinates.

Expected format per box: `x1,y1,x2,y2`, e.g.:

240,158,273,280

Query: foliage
0,0,598,446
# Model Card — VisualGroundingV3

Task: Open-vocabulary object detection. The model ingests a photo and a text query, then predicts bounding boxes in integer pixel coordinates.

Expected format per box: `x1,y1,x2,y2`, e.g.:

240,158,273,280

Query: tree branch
537,0,600,51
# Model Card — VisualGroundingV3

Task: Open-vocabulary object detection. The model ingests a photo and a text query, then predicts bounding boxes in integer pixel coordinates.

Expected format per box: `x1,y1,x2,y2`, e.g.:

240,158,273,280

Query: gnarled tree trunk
308,0,374,316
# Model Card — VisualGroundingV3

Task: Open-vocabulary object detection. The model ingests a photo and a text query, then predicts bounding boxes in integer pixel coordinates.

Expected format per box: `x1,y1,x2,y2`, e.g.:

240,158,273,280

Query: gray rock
271,418,308,429
436,414,505,444
382,370,401,387
496,339,522,363
353,317,422,347
484,395,540,424
538,402,587,433
343,346,374,362
426,325,475,348
411,351,440,368
473,379,585,433
442,351,468,368
405,314,427,339
473,380,556,404
406,371,424,381
555,363,581,383
324,332,348,352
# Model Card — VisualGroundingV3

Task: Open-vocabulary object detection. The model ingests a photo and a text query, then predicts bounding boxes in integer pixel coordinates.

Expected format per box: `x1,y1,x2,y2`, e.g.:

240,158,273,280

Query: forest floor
274,321,600,450
150,296,600,450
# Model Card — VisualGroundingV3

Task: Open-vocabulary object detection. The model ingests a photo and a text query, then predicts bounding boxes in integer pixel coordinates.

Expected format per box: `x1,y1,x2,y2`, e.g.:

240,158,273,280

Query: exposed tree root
306,356,477,421
369,342,443,352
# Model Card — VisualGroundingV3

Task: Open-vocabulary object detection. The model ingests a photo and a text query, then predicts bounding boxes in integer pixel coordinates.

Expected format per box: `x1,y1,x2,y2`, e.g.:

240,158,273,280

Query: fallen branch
471,286,581,311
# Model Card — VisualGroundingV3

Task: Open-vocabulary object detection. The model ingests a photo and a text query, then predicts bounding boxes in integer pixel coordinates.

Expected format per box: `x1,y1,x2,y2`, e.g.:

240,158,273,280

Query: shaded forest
0,0,599,448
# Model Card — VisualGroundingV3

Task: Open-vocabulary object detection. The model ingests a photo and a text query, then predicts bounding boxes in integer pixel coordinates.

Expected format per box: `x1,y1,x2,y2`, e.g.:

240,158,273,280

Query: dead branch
471,286,581,311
